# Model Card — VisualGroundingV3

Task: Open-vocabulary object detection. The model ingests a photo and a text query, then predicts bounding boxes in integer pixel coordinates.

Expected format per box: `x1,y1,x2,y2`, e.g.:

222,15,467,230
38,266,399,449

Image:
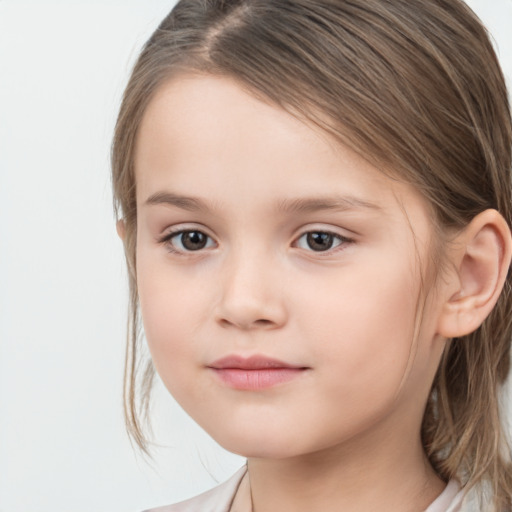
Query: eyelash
158,228,354,255
158,229,216,255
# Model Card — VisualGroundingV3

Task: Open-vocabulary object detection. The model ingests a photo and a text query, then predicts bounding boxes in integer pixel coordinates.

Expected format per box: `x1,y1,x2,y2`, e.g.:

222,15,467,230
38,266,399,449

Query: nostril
218,317,275,329
254,319,273,326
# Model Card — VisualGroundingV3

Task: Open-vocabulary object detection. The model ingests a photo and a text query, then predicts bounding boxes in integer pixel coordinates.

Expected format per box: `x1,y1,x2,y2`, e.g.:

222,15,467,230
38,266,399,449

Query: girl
112,1,512,511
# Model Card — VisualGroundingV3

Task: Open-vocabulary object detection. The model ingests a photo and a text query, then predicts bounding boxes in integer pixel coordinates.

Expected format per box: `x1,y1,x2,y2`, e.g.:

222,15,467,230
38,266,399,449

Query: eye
295,231,348,252
162,229,216,253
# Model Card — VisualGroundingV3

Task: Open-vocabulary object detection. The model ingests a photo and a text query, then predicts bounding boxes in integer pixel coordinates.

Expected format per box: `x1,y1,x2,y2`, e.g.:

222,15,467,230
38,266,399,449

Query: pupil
307,232,333,251
182,231,207,250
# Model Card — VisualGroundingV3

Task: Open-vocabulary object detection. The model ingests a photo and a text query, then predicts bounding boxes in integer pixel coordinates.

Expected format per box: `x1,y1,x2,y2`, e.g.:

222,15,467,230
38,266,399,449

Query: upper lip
208,355,306,370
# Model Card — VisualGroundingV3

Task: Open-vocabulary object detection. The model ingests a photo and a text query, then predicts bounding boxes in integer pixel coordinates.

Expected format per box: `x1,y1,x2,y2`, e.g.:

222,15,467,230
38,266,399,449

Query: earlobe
116,219,126,240
437,209,512,338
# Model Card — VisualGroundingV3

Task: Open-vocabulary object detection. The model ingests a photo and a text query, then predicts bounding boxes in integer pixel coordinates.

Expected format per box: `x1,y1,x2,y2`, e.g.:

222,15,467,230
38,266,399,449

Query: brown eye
306,232,335,251
295,231,348,252
180,231,208,250
164,230,215,252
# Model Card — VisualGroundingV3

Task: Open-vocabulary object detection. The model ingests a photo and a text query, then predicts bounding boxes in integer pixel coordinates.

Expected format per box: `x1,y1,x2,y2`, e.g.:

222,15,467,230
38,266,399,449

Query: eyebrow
143,191,382,214
144,191,211,211
275,196,382,214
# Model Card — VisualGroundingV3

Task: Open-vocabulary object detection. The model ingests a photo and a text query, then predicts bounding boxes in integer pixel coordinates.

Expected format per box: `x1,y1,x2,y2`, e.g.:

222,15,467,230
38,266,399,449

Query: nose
215,248,288,331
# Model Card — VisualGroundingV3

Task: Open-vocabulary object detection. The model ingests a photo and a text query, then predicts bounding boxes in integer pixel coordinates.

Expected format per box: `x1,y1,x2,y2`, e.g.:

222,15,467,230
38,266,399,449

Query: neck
246,424,445,512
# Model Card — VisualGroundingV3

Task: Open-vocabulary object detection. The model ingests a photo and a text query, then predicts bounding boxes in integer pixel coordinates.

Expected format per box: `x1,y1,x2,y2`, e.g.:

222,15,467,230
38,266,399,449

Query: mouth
207,355,309,390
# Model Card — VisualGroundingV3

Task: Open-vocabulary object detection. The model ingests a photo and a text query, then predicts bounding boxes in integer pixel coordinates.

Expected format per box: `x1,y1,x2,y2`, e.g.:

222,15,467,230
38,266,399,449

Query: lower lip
210,368,307,390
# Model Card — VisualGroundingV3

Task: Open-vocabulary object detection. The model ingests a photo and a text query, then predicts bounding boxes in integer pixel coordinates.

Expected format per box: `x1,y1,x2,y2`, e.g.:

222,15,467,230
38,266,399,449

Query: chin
223,442,299,460
208,425,312,460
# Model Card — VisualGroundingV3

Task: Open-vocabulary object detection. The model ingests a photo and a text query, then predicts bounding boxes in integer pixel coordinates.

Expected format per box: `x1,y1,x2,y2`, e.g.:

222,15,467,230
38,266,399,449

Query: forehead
134,73,428,222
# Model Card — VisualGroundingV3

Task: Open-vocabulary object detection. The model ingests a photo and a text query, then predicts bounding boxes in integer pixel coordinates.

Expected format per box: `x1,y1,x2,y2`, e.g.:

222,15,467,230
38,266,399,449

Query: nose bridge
216,240,287,330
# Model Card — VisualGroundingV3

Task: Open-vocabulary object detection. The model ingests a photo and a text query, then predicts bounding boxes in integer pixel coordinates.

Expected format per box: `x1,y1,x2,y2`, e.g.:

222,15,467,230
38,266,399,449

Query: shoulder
143,465,248,512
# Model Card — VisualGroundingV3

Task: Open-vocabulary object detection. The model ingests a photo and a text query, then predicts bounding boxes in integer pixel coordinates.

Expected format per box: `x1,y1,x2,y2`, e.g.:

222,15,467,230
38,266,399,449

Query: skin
127,73,510,512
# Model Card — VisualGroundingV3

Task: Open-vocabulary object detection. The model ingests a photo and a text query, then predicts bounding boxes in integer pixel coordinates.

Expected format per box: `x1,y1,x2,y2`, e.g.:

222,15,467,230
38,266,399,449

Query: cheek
136,251,210,383
297,258,420,404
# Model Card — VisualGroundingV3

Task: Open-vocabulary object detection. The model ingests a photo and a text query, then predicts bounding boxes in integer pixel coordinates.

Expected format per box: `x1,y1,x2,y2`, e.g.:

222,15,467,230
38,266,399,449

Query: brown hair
111,0,512,509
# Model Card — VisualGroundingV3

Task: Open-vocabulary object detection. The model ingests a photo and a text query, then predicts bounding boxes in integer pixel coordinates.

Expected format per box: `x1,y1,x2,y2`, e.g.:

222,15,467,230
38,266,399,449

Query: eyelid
155,224,355,255
292,227,355,254
157,225,217,254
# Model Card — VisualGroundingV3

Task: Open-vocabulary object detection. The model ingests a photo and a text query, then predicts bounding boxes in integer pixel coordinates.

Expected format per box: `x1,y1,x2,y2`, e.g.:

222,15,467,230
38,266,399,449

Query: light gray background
0,1,511,511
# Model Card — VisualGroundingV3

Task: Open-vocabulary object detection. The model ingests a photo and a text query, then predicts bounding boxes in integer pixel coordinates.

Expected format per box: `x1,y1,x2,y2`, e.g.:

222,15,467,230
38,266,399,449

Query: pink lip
207,355,308,390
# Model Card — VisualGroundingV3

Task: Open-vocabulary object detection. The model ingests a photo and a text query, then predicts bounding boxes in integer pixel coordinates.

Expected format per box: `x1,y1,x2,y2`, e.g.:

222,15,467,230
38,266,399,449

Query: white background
0,1,511,511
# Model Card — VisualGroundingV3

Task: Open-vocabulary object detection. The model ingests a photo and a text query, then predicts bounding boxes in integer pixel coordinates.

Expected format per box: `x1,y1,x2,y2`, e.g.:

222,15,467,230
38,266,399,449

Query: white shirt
144,465,467,512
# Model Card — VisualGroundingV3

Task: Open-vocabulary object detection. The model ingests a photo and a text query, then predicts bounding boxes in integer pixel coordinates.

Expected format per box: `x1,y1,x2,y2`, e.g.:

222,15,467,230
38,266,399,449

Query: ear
437,209,512,338
116,219,126,241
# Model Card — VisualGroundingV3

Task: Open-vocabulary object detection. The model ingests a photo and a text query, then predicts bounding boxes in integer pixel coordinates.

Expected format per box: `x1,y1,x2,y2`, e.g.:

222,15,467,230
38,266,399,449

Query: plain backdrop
0,1,511,511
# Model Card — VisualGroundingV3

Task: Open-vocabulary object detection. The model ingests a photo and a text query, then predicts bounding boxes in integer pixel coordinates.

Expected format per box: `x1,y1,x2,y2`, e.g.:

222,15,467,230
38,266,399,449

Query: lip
209,354,305,370
207,355,309,390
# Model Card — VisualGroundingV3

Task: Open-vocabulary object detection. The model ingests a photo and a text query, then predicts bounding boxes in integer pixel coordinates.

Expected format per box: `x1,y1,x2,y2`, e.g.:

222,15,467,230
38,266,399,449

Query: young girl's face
134,74,449,459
